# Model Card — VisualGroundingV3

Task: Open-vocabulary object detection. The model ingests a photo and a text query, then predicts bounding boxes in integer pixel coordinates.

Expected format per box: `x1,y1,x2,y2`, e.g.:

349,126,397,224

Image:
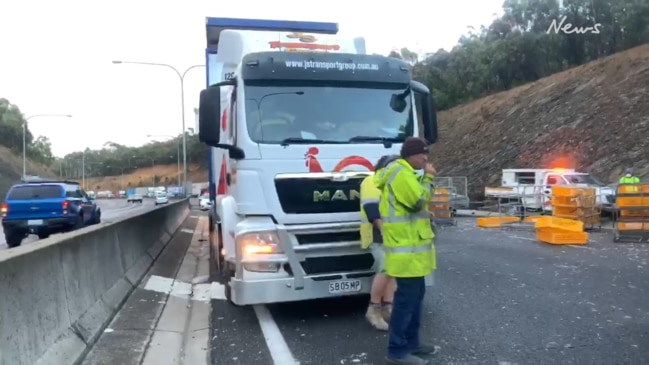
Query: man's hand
424,162,437,176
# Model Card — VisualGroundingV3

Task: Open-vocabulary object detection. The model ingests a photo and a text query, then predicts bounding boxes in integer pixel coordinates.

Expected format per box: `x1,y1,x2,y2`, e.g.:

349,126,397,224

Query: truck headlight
237,231,283,254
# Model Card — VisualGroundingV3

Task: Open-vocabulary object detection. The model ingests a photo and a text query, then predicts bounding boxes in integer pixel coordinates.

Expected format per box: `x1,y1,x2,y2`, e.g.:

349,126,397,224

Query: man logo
313,189,360,202
286,32,317,43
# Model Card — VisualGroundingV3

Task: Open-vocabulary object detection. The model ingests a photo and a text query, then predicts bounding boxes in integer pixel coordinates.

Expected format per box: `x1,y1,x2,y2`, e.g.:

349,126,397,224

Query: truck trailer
199,17,438,306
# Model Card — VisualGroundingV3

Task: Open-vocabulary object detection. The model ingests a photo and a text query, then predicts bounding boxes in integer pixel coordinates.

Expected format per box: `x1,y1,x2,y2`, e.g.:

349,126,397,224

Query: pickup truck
127,194,143,203
1,180,101,248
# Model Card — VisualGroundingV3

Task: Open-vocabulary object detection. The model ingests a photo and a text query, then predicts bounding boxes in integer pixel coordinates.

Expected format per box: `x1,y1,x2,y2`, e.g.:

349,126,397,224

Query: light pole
23,114,72,178
147,134,181,187
112,60,204,197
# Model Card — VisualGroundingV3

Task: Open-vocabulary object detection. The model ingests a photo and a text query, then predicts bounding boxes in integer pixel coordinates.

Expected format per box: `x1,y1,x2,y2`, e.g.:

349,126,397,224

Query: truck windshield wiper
348,136,404,148
279,137,345,146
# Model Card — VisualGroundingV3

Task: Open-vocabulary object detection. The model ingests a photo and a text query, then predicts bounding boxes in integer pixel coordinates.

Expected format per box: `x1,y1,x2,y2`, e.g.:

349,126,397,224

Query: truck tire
38,231,51,239
6,233,23,248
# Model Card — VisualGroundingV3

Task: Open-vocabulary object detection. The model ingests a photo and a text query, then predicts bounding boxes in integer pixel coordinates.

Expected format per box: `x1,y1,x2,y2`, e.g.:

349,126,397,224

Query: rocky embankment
430,44,649,200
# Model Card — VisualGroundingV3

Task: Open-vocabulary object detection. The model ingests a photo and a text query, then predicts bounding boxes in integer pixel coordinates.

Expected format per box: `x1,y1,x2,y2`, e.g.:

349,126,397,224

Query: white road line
253,304,299,365
180,228,195,234
568,244,594,250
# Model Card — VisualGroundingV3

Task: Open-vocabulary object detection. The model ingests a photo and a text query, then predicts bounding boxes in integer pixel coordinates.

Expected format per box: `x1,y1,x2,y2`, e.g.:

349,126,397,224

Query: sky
0,0,504,157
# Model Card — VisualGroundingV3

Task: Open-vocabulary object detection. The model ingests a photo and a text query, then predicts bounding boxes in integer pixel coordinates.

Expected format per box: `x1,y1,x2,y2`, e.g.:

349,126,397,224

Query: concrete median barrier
0,199,191,365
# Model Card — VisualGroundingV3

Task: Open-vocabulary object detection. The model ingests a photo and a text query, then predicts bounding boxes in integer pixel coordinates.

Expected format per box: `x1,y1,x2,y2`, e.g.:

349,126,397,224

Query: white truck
198,17,438,306
484,168,616,212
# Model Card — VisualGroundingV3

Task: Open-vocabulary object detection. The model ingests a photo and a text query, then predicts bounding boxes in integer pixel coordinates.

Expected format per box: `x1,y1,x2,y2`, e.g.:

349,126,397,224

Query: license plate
28,219,44,226
328,279,361,294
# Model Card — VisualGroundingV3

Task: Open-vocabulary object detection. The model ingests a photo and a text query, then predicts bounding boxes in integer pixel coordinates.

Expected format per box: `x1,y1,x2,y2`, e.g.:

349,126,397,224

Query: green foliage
0,98,55,166
402,0,649,111
53,134,209,182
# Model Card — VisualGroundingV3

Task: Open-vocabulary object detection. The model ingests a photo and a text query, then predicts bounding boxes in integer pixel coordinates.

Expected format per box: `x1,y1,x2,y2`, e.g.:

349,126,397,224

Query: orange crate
552,195,596,207
553,206,598,216
552,186,595,197
617,222,649,231
617,184,649,194
477,216,520,228
616,197,649,207
620,209,649,218
536,227,588,245
534,216,584,232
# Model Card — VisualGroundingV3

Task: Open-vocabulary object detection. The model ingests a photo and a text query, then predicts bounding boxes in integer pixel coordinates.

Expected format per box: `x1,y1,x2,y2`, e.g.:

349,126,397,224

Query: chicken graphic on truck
198,17,438,306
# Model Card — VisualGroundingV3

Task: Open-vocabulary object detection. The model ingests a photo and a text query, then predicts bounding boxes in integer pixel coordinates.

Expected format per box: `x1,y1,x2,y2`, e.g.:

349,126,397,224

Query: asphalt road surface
0,198,157,250
210,219,649,365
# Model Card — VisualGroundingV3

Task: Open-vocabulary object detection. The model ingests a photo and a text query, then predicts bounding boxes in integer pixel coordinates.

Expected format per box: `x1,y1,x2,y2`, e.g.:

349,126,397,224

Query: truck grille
274,174,368,214
283,253,375,276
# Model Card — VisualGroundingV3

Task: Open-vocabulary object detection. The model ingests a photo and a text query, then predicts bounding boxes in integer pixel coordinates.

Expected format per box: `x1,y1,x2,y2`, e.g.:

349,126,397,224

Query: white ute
485,168,616,212
197,17,439,305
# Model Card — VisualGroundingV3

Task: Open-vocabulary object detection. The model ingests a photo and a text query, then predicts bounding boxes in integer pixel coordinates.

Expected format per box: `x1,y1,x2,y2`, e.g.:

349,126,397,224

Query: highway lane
210,219,649,364
0,199,157,250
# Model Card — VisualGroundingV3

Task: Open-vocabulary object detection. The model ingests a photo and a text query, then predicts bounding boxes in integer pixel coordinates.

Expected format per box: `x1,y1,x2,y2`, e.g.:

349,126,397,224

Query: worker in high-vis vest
620,168,640,184
375,137,438,365
360,154,400,331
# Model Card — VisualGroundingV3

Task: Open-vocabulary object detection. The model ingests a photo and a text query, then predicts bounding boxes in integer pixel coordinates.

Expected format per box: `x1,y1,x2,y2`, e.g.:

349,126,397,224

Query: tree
407,0,649,111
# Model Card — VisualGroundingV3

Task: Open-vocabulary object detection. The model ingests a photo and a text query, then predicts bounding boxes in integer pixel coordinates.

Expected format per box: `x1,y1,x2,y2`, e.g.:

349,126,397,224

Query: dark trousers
388,276,426,358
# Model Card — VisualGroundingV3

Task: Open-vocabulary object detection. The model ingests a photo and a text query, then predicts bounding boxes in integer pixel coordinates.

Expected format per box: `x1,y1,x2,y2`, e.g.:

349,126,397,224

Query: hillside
430,44,649,199
83,163,208,192
0,146,56,197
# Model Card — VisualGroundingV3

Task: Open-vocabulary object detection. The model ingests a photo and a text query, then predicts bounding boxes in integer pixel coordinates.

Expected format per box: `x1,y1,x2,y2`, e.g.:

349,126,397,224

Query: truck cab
198,18,438,306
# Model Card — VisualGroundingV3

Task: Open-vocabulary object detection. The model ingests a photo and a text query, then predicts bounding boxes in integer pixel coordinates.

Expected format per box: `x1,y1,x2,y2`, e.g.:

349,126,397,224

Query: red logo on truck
305,147,374,173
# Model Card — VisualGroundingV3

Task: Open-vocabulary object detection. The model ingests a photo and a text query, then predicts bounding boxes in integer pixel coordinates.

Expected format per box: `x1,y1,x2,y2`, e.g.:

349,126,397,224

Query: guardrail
0,199,191,365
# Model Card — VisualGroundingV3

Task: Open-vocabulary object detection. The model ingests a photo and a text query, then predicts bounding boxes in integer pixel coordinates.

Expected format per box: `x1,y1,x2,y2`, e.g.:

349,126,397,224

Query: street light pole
22,114,72,178
112,60,205,197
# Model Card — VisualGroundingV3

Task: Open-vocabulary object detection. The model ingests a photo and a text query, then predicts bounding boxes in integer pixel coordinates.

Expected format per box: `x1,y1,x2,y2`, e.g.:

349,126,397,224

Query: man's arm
363,202,382,230
390,170,434,212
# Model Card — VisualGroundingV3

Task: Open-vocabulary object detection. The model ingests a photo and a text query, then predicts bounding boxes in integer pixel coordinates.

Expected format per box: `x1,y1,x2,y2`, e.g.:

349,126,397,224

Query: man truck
198,17,438,306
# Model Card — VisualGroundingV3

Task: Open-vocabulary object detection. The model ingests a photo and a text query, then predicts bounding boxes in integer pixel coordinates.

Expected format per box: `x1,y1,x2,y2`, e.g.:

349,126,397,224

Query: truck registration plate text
28,219,44,226
328,279,361,294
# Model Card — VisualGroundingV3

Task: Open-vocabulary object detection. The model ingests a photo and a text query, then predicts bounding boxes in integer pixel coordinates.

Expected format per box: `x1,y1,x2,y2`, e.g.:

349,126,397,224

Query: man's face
409,153,428,170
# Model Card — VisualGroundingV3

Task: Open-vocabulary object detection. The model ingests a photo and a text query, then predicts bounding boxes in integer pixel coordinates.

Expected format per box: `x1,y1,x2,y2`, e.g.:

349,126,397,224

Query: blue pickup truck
1,179,101,248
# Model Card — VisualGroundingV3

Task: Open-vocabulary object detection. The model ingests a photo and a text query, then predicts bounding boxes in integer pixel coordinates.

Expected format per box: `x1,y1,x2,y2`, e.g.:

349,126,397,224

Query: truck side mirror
411,80,438,144
199,85,223,146
198,79,245,160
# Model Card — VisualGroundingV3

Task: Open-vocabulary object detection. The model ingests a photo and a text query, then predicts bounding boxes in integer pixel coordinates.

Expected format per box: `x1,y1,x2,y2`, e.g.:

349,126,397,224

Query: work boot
385,354,429,364
381,303,393,322
410,343,440,356
366,304,389,331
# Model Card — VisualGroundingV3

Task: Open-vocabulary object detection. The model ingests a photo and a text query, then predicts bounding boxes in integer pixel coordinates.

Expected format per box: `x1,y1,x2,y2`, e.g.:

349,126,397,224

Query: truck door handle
543,190,551,194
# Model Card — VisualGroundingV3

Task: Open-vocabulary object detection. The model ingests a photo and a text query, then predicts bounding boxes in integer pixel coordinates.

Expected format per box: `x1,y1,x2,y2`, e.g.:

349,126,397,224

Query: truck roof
206,17,339,49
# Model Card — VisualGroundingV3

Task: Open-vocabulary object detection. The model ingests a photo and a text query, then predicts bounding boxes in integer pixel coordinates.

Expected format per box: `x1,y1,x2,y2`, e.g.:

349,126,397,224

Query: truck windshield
564,174,604,186
244,85,413,144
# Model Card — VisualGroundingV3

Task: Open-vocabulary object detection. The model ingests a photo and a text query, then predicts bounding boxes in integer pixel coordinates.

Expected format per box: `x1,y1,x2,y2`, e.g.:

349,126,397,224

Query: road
0,199,158,250
209,219,649,364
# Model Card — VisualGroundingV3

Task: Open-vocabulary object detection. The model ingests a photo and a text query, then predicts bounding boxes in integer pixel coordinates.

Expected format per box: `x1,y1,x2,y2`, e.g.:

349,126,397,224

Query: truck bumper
230,273,375,305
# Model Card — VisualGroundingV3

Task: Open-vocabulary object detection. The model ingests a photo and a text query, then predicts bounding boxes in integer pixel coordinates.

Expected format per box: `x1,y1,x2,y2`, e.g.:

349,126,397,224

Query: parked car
1,179,101,248
127,194,143,203
155,191,169,206
199,194,212,211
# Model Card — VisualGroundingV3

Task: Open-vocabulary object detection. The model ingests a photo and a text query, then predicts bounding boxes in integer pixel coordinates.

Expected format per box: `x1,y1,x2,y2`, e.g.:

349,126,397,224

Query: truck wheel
75,214,85,229
6,233,23,248
38,231,51,239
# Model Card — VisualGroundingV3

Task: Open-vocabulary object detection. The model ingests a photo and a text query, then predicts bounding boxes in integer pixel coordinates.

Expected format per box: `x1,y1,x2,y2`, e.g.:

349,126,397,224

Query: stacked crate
535,216,588,245
614,183,649,242
430,187,456,226
551,186,601,229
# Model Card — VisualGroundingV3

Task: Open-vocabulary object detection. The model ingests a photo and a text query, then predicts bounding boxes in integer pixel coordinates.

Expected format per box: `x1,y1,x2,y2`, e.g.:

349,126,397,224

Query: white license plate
28,219,44,226
328,279,361,294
